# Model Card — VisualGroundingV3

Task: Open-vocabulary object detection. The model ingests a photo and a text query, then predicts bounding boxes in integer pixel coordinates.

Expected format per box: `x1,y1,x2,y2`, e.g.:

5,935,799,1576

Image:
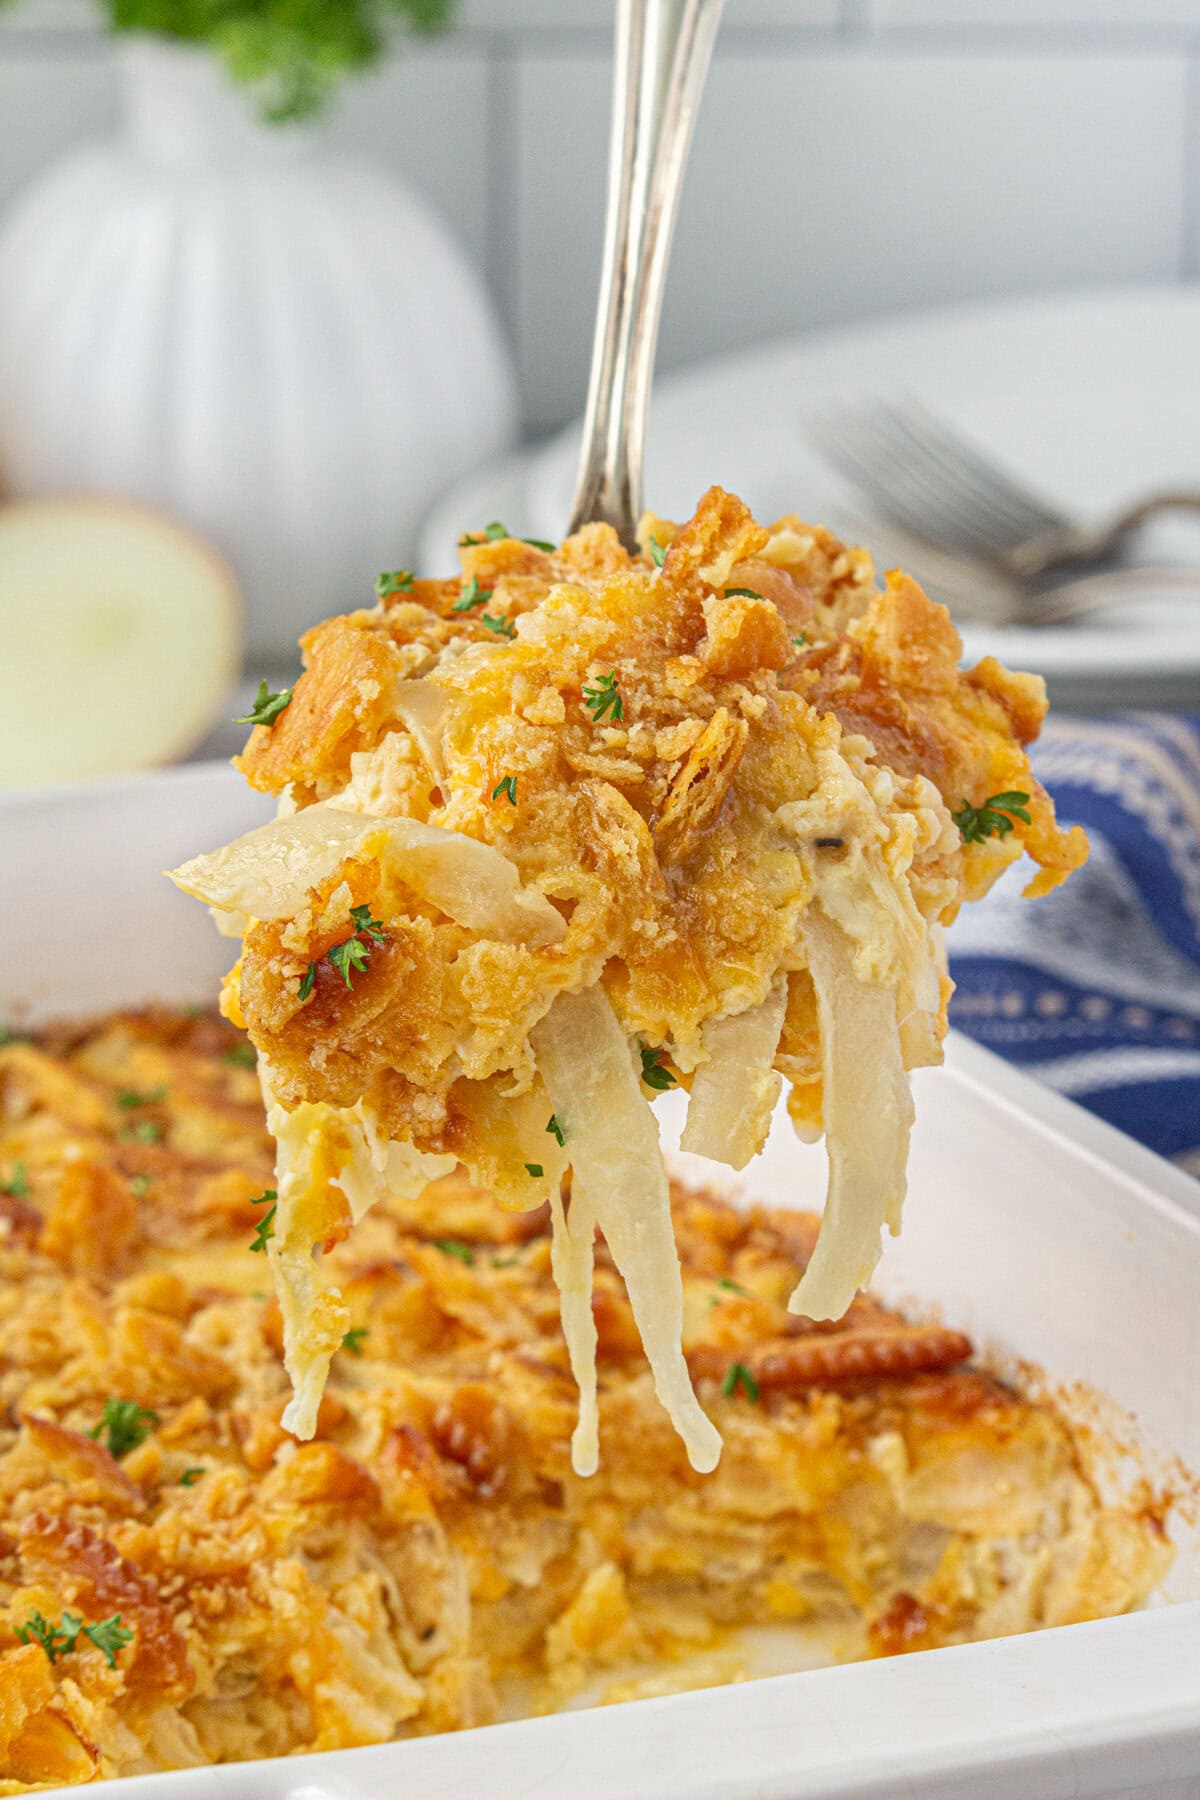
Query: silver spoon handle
567,0,725,549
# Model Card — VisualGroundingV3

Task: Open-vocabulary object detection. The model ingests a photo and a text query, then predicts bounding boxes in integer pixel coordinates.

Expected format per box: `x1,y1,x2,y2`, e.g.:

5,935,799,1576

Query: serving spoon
567,0,726,551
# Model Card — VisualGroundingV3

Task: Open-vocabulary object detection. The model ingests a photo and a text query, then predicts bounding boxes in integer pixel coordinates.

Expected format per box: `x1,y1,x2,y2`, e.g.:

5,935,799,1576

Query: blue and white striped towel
947,713,1200,1175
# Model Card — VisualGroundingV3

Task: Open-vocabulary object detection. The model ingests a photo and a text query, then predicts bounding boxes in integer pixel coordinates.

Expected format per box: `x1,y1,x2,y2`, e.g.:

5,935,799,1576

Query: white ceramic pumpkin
0,37,518,657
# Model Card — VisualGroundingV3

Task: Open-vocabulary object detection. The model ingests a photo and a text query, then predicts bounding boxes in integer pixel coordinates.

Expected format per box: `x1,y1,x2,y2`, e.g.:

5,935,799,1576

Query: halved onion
532,986,721,1476
680,975,787,1170
787,907,914,1323
168,803,566,947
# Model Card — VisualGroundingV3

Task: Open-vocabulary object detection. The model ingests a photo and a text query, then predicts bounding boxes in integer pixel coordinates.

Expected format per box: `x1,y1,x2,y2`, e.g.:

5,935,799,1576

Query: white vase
0,38,518,658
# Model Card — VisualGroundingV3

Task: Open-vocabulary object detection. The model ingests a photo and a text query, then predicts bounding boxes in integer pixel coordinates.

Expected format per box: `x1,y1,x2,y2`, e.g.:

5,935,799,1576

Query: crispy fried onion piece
680,975,788,1170
169,802,565,947
262,1063,454,1438
531,987,721,1476
787,907,914,1323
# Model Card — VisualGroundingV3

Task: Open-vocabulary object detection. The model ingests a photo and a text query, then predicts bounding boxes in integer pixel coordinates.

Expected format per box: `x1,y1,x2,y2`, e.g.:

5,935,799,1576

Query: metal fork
808,395,1200,624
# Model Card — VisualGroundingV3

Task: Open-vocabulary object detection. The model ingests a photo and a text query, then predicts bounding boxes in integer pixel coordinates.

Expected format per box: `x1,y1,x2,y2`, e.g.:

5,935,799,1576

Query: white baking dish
5,762,1200,1800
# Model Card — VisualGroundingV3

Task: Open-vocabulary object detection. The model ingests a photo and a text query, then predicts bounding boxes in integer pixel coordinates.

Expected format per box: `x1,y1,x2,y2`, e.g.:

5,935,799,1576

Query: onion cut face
169,804,566,947
787,907,915,1323
531,987,721,1477
680,976,788,1171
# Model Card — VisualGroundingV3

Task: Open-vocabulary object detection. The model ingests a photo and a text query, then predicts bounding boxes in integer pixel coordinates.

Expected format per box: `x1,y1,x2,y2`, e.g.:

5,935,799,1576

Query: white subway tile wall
0,0,1197,432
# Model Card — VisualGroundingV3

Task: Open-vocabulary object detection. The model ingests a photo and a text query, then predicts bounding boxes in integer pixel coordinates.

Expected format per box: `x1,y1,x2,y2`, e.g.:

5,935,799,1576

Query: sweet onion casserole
0,1010,1169,1785
169,488,1087,1477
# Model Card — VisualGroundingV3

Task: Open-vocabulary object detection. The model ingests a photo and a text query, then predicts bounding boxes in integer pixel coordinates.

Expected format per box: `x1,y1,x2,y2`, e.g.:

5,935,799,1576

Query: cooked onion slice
393,679,451,787
262,1065,453,1438
532,987,721,1476
680,975,787,1170
169,803,565,947
549,1186,600,1476
787,908,914,1323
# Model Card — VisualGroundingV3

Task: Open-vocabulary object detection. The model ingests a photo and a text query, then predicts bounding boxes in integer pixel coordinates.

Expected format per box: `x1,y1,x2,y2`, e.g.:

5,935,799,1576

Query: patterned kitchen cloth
947,713,1200,1175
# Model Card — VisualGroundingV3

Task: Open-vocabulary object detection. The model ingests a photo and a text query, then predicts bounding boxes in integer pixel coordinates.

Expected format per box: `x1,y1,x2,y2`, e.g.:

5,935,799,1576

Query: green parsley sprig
452,575,493,613
545,1114,566,1147
375,569,414,598
459,520,555,552
298,905,388,999
524,1162,544,1178
17,1608,133,1670
480,611,516,639
583,670,623,723
222,1043,258,1069
2,1161,29,1199
235,681,293,729
249,1189,277,1253
115,1085,167,1110
648,536,666,568
341,1327,370,1355
952,790,1032,845
721,1362,760,1403
639,1046,676,1091
492,774,518,806
724,586,762,599
89,1399,160,1458
434,1238,475,1266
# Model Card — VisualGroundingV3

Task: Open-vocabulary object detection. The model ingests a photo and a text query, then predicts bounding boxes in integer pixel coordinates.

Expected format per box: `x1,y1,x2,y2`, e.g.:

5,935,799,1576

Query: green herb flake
724,586,763,600
491,1253,520,1269
0,1024,29,1048
115,1085,167,1110
648,536,666,569
524,1162,544,1179
718,1276,748,1294
452,574,493,613
434,1238,475,1266
2,1161,29,1200
81,1614,134,1670
298,962,317,1001
341,1327,370,1356
16,1610,76,1664
178,1467,205,1487
582,670,623,724
349,903,388,942
792,633,807,649
639,1046,676,1091
952,790,1032,845
545,1114,566,1147
130,1173,153,1197
328,935,372,987
235,681,293,729
222,1043,258,1069
480,611,516,638
721,1362,760,1404
89,1399,160,1459
248,1190,277,1254
120,1118,164,1145
375,569,414,598
492,774,518,806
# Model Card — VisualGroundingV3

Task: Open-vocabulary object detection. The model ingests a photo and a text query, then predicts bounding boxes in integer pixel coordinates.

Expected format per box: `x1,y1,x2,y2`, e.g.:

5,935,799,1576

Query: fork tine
807,396,1070,565
888,396,1068,540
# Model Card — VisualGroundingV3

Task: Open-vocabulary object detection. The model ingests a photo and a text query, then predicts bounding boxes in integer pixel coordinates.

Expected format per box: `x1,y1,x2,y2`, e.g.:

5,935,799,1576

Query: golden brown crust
0,1010,1169,1784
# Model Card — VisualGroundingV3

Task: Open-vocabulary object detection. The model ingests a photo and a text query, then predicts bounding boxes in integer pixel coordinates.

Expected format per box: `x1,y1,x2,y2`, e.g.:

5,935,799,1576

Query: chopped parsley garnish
524,1162,544,1179
300,906,389,997
491,1253,520,1268
115,1085,167,1109
545,1113,566,1147
249,1190,277,1254
434,1238,475,1265
648,536,666,568
459,520,555,551
120,1119,163,1145
792,633,807,649
2,1161,29,1199
341,1327,370,1355
639,1046,676,1091
89,1399,160,1458
17,1609,133,1669
221,1043,257,1069
718,1276,748,1294
0,1024,29,1047
952,790,1032,845
328,936,371,986
480,611,516,638
235,681,293,729
583,670,623,723
375,568,414,598
492,774,518,806
130,1173,153,1197
178,1467,205,1486
721,1361,760,1403
724,586,762,599
452,574,493,613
